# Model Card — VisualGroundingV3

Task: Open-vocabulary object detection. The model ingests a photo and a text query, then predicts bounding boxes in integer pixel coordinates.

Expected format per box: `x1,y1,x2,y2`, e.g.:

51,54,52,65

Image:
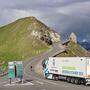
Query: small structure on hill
69,32,77,43
62,32,77,48
62,40,70,48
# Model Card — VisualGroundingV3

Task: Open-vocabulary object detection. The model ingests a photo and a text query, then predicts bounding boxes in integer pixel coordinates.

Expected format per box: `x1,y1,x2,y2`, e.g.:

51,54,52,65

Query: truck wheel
66,77,71,83
82,79,86,85
75,78,81,85
71,78,75,84
53,75,59,81
55,76,59,81
54,76,58,81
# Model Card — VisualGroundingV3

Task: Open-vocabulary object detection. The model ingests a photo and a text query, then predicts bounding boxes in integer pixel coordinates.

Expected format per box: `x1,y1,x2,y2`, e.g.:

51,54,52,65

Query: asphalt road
0,77,90,90
0,42,90,90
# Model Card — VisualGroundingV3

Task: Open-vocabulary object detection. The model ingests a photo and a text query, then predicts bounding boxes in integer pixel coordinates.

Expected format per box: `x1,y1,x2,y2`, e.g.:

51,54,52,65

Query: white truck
43,57,90,85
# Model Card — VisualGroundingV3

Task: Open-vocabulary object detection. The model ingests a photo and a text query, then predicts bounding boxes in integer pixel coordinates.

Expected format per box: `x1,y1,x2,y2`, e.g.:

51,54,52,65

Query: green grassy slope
57,42,86,57
0,17,52,71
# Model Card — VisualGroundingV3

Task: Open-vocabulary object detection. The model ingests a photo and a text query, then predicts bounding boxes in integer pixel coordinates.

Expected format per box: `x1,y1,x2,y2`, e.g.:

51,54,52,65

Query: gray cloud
0,0,90,41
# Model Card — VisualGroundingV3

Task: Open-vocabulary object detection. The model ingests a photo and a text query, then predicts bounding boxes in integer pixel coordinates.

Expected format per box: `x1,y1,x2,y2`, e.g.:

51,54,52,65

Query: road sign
16,61,23,79
8,61,23,79
8,69,15,79
8,62,15,79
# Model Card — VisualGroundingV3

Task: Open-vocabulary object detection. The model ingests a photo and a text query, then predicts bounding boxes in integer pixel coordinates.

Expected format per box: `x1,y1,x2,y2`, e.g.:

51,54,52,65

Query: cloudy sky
0,0,90,42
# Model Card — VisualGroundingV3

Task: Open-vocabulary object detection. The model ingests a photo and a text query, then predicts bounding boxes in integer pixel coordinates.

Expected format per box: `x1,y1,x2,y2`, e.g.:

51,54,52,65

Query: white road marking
3,82,34,87
4,83,15,87
21,82,34,86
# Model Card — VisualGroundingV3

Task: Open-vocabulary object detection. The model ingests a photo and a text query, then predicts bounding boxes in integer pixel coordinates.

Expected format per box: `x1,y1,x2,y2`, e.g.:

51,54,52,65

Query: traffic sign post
16,61,23,80
8,62,15,84
8,61,23,84
8,62,15,79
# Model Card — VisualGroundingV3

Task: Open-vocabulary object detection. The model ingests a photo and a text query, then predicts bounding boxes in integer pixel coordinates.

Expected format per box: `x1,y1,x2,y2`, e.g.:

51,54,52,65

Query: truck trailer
43,57,90,85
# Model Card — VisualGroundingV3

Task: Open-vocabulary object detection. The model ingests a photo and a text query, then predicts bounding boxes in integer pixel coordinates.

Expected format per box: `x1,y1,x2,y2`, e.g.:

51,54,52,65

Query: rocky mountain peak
69,32,77,43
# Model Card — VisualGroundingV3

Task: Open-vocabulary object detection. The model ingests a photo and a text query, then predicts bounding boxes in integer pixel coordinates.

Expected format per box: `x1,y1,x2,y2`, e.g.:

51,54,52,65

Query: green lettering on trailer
62,66,76,70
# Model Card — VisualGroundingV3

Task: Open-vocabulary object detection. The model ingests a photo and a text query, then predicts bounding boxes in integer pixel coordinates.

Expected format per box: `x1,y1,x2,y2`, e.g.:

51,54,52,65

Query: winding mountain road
24,42,65,78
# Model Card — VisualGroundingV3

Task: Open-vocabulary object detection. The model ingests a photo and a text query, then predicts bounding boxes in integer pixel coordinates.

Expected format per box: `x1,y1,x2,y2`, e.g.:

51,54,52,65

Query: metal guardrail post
10,78,12,84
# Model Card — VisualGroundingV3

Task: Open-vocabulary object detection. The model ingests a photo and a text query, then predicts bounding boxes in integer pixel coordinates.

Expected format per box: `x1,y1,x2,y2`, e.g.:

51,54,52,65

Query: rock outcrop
69,32,77,43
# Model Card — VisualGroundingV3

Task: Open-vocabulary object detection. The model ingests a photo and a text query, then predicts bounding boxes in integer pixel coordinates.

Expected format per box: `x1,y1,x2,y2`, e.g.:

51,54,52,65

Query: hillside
0,16,60,70
56,41,86,57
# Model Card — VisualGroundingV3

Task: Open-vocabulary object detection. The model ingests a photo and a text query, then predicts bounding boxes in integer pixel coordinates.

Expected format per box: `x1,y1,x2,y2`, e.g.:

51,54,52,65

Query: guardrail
0,72,8,77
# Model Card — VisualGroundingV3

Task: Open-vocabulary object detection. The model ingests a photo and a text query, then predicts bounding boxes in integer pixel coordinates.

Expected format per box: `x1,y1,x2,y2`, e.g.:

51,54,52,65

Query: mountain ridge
0,16,60,70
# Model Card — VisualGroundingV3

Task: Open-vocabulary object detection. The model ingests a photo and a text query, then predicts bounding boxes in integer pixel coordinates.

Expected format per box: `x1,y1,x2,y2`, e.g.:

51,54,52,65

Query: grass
57,41,86,57
0,17,51,71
